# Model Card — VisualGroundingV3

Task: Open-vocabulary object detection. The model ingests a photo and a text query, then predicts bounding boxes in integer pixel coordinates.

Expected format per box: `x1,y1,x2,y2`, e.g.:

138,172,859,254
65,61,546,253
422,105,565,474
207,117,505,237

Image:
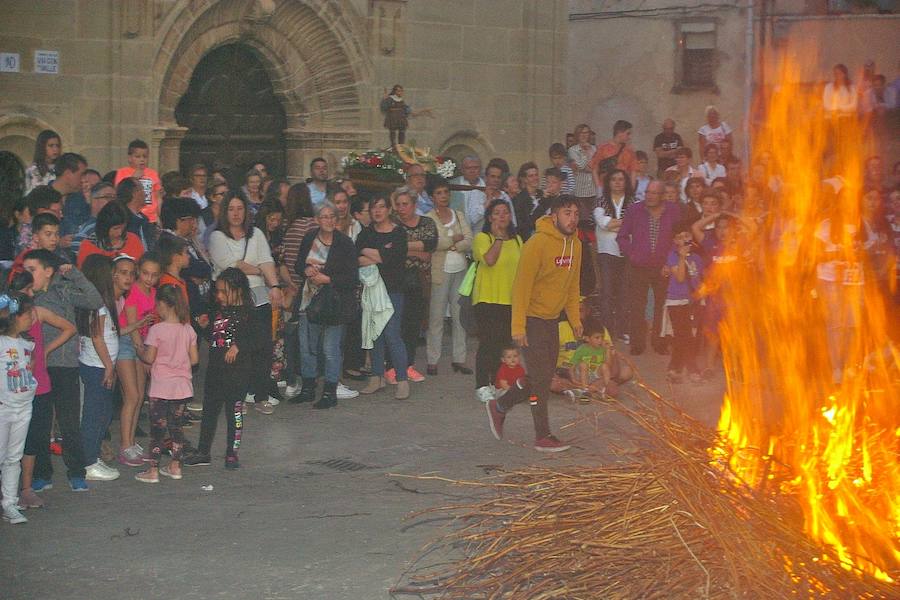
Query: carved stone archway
152,0,373,177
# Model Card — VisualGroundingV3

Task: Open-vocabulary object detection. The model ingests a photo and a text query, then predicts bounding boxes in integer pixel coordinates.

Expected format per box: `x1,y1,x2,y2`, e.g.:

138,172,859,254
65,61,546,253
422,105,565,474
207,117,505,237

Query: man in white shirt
307,157,329,208
450,155,483,215
188,164,209,210
464,163,514,232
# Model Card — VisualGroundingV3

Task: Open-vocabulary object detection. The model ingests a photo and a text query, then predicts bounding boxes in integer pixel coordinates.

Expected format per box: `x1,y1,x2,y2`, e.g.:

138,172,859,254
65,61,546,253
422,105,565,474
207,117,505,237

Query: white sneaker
244,393,256,404
2,504,27,524
285,383,301,397
277,380,287,389
475,386,495,403
266,396,281,406
85,461,120,481
123,445,142,462
336,382,359,399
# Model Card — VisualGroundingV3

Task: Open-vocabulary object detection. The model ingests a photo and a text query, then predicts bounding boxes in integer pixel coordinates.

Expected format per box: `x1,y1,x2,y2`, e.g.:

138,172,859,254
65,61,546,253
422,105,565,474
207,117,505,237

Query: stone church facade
0,0,568,179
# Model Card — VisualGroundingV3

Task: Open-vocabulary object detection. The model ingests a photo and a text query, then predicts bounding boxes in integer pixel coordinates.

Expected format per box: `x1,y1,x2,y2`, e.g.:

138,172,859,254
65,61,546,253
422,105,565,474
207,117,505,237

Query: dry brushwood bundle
390,384,897,599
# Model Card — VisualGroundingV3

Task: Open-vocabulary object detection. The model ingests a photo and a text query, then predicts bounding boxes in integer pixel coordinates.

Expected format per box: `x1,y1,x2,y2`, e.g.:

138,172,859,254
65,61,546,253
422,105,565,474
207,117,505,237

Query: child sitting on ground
552,320,632,402
495,345,529,398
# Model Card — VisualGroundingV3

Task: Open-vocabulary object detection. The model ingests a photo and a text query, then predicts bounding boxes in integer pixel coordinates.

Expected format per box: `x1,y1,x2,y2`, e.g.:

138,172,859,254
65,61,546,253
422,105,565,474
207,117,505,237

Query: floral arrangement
342,145,457,181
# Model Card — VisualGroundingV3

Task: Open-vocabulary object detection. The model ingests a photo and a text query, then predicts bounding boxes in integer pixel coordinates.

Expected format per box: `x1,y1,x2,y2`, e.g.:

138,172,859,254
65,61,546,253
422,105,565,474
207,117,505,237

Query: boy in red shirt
485,345,535,441
114,139,162,224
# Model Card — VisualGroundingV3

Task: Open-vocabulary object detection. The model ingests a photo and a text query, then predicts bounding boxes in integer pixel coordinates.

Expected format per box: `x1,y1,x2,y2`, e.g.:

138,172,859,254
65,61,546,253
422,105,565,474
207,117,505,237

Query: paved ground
2,339,723,600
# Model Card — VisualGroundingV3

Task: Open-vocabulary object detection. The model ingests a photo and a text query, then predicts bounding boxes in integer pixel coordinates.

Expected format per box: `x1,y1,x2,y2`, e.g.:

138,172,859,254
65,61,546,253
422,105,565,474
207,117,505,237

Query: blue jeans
79,363,115,466
373,292,408,381
298,314,345,384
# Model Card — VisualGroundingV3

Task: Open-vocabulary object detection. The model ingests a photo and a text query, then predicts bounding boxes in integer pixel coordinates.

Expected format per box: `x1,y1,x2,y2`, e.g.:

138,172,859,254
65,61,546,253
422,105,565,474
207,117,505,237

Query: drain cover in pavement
306,457,377,472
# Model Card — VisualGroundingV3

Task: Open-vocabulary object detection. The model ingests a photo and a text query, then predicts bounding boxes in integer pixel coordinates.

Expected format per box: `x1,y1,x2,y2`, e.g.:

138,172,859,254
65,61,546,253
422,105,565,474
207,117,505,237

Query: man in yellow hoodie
486,196,582,452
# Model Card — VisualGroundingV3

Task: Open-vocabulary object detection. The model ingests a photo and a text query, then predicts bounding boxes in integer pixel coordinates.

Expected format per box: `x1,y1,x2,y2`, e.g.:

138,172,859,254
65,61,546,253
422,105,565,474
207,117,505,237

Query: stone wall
0,0,569,180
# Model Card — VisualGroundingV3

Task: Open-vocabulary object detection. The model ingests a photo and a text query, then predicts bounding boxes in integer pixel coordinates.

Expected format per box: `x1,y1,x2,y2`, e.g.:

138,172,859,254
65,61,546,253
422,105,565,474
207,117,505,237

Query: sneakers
406,366,425,383
534,435,571,453
17,489,44,509
183,452,211,466
159,465,182,480
31,479,53,492
2,505,27,524
359,376,386,395
134,470,159,484
254,401,275,415
85,460,120,481
563,389,589,402
336,382,359,399
68,477,89,492
395,380,410,400
225,456,240,470
118,444,145,467
475,386,495,403
486,399,505,440
384,369,397,385
284,382,302,398
244,393,256,404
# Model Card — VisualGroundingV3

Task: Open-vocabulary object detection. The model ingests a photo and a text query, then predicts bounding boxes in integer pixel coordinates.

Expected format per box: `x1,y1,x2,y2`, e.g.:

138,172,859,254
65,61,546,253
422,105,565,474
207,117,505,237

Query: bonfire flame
715,58,899,583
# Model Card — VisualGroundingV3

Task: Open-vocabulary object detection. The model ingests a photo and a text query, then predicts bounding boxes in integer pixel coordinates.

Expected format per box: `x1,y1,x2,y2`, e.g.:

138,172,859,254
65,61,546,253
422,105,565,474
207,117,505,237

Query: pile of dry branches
390,384,896,599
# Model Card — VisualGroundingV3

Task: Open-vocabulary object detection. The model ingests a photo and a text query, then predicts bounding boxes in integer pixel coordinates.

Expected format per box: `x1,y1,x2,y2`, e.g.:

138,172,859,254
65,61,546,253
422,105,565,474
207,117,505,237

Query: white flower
437,160,456,178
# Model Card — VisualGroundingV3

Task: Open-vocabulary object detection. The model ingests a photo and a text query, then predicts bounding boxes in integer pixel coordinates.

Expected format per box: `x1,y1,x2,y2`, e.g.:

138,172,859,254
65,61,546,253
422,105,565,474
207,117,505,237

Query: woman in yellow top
472,198,522,402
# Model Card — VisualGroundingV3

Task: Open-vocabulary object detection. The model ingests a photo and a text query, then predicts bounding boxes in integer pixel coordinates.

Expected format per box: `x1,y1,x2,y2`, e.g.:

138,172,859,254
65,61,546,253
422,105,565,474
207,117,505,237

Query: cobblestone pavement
2,340,723,600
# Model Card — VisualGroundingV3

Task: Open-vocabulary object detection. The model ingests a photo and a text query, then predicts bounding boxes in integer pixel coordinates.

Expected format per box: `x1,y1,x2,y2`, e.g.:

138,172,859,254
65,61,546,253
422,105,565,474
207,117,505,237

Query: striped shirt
567,144,597,198
281,217,316,287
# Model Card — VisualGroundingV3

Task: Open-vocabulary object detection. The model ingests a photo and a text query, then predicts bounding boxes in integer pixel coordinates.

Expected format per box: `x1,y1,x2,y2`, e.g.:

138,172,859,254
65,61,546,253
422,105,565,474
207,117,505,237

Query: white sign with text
0,53,21,73
34,50,59,74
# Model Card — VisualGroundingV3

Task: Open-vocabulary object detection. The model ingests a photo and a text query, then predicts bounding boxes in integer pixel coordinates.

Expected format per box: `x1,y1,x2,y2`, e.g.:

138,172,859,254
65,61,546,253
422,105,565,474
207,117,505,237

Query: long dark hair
215,267,253,311
216,192,251,240
76,254,119,337
284,183,313,224
255,201,284,244
95,201,129,249
482,198,518,238
32,130,60,177
833,63,851,89
598,168,635,218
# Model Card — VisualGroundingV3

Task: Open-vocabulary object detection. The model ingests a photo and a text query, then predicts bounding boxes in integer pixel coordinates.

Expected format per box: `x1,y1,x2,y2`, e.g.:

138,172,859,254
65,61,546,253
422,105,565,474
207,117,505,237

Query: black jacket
295,228,359,324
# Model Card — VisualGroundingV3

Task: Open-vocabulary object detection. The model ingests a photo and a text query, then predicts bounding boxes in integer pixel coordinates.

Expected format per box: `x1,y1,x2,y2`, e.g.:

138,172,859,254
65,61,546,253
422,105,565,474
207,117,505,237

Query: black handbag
306,284,342,325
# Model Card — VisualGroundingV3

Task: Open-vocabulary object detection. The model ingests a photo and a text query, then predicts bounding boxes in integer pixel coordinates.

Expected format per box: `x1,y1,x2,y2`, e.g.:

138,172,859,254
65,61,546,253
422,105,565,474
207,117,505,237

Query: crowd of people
0,65,898,526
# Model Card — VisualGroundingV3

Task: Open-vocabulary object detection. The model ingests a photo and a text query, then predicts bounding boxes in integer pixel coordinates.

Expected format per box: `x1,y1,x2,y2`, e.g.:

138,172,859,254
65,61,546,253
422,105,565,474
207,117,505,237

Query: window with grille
679,22,717,88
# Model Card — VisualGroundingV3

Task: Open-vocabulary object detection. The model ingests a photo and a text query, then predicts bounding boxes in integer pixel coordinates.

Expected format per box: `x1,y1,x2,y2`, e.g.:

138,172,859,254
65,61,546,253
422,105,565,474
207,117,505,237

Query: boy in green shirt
555,320,632,402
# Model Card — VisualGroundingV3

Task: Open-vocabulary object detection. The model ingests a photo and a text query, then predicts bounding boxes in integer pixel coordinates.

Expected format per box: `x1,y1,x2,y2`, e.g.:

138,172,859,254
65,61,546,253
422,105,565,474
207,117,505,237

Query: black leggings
198,360,247,458
401,283,426,369
248,304,274,401
474,303,512,388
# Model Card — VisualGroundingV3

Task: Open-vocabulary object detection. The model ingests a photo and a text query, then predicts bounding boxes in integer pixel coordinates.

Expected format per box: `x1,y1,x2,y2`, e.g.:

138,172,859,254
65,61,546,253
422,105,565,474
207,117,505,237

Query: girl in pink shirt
118,253,160,466
134,284,198,484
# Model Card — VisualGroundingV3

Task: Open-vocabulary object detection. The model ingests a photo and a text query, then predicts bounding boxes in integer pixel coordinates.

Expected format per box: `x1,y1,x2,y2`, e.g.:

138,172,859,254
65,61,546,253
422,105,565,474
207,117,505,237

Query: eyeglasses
94,194,116,200
318,214,337,220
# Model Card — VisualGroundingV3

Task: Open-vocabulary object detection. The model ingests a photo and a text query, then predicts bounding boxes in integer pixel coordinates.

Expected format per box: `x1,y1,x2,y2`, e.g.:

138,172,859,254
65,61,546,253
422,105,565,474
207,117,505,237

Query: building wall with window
567,1,749,168
567,0,899,168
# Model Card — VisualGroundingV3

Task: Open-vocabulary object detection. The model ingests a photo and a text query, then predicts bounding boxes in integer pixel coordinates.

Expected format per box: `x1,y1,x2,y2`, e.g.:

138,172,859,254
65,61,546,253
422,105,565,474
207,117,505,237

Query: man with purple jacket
616,181,681,355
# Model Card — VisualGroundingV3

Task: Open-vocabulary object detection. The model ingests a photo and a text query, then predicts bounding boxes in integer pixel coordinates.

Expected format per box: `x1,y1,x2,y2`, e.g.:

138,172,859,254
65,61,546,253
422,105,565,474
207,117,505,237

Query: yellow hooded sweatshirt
511,215,582,337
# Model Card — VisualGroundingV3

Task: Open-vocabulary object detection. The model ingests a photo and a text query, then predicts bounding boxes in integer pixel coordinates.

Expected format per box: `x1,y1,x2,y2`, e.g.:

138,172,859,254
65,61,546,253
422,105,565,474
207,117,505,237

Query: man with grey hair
450,155,483,214
405,163,433,215
71,181,116,256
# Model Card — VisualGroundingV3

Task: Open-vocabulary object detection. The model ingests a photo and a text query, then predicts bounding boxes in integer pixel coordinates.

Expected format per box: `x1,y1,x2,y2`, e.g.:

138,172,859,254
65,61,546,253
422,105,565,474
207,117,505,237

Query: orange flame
714,58,899,583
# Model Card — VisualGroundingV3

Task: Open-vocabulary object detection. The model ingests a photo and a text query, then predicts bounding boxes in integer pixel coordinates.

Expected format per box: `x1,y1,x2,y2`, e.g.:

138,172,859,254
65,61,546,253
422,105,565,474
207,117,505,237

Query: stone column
152,126,188,173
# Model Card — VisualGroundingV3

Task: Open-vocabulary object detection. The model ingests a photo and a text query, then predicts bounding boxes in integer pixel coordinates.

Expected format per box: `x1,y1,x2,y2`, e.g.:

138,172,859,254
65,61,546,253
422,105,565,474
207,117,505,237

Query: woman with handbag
424,178,473,376
208,193,284,415
357,194,410,399
292,202,359,409
472,199,522,403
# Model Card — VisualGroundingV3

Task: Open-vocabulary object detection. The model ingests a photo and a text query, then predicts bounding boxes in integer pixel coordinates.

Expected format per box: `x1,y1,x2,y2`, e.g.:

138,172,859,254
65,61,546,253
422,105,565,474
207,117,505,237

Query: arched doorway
175,44,286,177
